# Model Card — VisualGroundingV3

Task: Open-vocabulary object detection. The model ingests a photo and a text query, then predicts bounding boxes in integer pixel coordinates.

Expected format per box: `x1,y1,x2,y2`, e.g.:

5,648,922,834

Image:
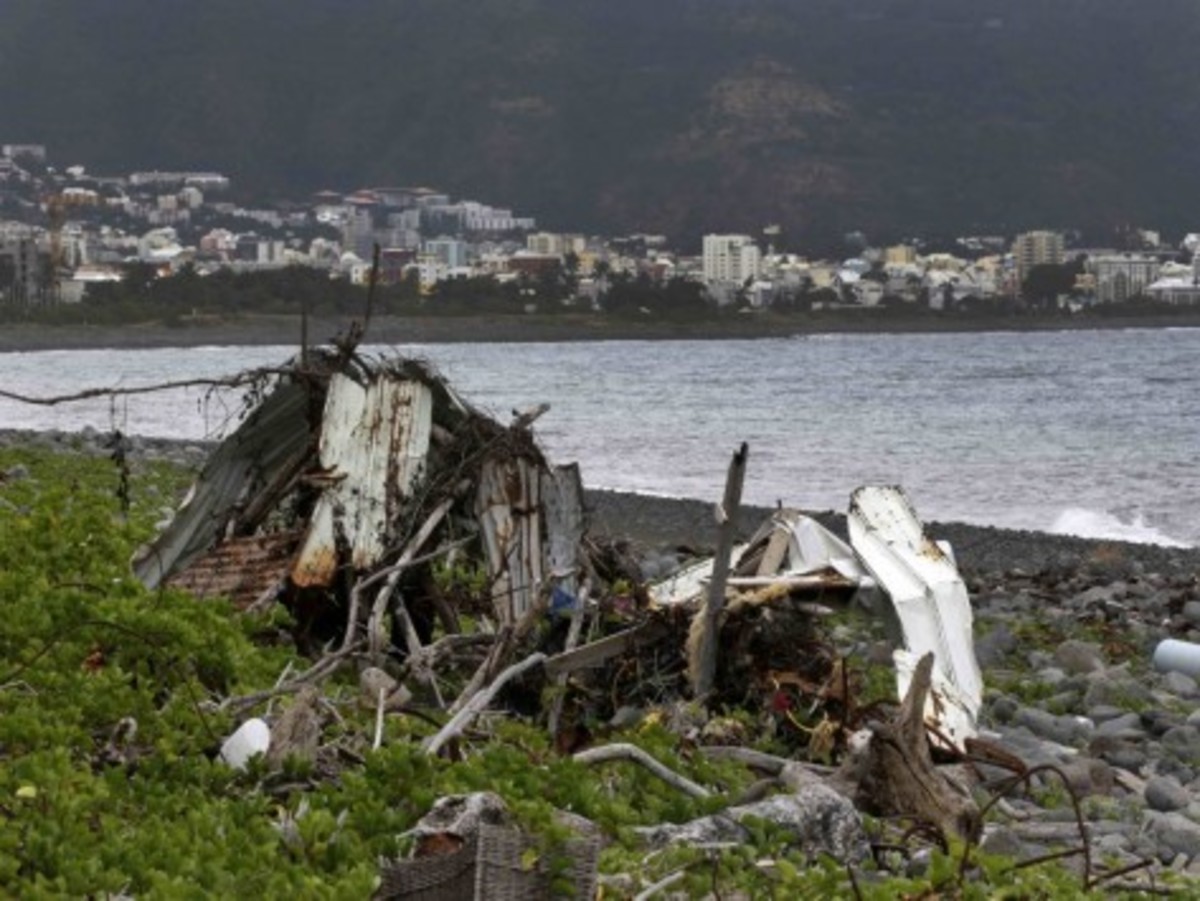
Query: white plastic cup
1152,639,1200,678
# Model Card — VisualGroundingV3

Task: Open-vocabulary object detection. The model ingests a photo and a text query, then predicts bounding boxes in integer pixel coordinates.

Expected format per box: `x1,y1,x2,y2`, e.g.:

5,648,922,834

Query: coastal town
2,142,1200,315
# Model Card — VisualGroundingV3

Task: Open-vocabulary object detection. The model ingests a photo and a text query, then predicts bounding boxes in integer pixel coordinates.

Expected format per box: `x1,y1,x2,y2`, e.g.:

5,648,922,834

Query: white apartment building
702,234,761,285
1088,254,1161,303
526,232,586,257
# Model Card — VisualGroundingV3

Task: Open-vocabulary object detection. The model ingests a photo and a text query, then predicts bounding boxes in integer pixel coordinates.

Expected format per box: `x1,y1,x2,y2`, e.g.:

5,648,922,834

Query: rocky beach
4,424,1200,882
593,487,1200,874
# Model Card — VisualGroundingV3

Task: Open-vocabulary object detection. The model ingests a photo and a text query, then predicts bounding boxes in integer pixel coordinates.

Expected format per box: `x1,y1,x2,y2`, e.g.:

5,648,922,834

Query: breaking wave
1049,507,1192,548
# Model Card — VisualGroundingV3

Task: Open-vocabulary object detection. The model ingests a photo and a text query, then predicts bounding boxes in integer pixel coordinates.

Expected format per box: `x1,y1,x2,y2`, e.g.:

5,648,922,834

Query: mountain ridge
2,0,1198,245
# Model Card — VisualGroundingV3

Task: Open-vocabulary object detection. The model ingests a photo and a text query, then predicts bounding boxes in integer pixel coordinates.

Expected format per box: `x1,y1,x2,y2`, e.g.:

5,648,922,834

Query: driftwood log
845,652,981,843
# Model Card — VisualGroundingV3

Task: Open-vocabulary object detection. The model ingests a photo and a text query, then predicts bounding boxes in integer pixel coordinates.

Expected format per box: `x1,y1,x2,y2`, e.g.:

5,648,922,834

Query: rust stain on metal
292,374,433,586
476,456,545,625
290,544,341,589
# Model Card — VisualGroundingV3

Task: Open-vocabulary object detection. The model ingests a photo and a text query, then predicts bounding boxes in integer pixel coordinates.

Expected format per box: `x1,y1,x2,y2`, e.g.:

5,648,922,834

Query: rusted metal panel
292,374,433,587
132,380,313,590
167,530,301,609
848,485,983,751
476,456,544,625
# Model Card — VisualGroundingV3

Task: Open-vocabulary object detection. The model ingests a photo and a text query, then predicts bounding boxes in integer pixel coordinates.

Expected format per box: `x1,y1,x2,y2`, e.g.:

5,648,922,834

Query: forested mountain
2,0,1198,246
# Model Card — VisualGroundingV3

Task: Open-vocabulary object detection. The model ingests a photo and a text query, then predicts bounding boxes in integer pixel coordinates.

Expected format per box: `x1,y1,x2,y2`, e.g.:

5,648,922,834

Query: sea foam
1049,507,1192,549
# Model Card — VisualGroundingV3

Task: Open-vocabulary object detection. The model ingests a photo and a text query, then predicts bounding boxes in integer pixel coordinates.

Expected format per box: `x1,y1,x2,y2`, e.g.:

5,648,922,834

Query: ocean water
1,329,1197,547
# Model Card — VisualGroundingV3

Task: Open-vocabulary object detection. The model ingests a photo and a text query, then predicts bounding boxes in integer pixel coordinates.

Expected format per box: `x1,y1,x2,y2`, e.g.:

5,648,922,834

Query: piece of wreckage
647,489,982,752
132,347,590,660
640,483,985,842
131,349,987,853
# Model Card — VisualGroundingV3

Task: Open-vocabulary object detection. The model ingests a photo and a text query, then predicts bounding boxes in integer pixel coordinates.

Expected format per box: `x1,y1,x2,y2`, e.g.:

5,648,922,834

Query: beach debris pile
128,346,1150,896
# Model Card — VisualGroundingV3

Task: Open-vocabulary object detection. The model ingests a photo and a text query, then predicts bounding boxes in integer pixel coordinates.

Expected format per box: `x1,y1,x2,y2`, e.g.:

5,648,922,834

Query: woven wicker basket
376,825,600,900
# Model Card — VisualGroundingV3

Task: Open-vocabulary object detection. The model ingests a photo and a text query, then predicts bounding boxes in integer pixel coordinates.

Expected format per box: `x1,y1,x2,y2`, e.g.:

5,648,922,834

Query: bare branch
0,368,290,407
422,651,546,756
573,743,712,799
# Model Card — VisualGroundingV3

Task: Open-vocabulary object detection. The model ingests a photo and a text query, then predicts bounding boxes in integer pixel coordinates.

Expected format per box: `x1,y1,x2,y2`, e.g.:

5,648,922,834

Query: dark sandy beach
2,427,1195,575
3,309,1200,352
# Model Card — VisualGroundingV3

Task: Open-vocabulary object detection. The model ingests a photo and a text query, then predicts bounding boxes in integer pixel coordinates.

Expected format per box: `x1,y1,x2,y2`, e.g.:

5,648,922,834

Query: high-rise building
424,238,468,269
1012,230,1064,284
702,234,761,285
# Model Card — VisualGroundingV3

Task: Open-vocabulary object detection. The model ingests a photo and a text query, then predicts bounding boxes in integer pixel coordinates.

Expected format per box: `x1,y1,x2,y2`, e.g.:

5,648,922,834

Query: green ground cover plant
1,445,1192,898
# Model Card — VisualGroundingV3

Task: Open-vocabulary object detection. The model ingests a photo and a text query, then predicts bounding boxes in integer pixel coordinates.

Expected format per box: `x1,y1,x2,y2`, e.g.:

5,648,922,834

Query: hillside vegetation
2,0,1198,245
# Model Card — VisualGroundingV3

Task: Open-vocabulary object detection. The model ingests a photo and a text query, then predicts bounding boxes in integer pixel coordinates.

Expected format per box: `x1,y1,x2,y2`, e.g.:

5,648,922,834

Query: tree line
0,263,718,325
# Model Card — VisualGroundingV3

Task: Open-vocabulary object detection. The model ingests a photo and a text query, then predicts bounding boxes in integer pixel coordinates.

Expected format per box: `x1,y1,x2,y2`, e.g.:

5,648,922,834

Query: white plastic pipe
1153,639,1200,678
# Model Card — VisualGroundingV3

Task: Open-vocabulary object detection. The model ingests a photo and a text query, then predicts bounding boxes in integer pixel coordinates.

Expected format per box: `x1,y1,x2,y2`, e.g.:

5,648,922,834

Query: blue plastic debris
550,586,577,617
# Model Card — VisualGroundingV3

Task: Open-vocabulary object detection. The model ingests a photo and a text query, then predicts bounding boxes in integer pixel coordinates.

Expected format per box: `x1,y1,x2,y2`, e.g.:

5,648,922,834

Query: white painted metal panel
542,463,584,593
292,374,432,587
649,545,749,607
848,485,982,750
781,512,872,584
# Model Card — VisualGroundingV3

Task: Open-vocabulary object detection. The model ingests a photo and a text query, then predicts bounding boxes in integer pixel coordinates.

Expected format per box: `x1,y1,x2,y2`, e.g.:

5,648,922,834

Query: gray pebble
1059,757,1115,797
1054,639,1105,675
979,826,1026,859
1183,601,1200,627
1089,736,1148,774
1035,666,1067,687
1088,705,1127,725
1143,709,1186,737
1014,707,1092,747
1095,712,1145,739
1162,726,1200,762
1084,673,1154,711
974,622,1017,668
1162,670,1200,698
1145,775,1192,812
1147,811,1200,863
989,694,1019,724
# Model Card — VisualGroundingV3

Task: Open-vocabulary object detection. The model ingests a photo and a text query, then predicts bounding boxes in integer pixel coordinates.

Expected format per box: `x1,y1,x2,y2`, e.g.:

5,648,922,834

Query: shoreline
585,488,1200,578
2,309,1200,351
3,428,1197,574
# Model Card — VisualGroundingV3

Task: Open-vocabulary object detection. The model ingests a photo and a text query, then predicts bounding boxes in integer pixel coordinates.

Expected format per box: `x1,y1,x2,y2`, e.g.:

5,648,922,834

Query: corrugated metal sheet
132,380,313,590
848,485,983,751
292,374,433,587
167,530,301,609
